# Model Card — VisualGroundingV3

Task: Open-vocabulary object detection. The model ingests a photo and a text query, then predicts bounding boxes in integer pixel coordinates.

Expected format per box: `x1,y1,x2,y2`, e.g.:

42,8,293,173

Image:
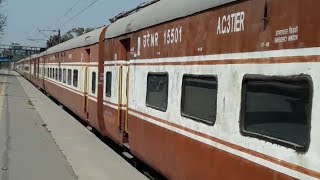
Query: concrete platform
0,69,147,180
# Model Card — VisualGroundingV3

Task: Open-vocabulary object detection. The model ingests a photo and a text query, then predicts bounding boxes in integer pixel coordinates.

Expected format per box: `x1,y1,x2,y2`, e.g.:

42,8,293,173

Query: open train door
33,59,36,81
118,38,131,145
83,53,90,122
81,47,91,124
37,58,40,83
42,54,47,91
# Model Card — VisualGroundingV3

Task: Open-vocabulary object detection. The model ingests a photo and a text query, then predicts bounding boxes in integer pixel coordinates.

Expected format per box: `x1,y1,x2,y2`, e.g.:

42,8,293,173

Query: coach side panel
106,0,320,179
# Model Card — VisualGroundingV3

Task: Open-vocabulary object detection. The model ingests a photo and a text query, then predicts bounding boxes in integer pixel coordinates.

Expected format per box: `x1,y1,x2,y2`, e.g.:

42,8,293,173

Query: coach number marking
217,11,245,35
164,27,182,45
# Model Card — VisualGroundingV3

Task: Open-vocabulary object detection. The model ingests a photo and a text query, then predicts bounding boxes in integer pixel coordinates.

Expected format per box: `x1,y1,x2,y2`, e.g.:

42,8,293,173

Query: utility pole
38,29,61,44
58,29,61,43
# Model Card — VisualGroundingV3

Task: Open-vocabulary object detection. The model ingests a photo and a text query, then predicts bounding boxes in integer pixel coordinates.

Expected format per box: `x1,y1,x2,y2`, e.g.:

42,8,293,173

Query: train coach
17,0,320,179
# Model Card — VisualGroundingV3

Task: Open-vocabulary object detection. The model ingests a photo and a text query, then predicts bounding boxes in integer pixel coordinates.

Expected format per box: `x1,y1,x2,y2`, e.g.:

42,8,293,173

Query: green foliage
0,0,7,39
46,35,60,48
46,27,96,48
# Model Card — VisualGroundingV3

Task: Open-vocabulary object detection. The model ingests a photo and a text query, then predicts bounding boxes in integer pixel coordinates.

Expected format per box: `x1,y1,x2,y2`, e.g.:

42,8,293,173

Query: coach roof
106,0,237,38
46,27,105,55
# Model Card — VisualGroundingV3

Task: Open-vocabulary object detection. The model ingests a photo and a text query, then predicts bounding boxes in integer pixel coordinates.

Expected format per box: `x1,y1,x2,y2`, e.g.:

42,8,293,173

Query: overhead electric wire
28,0,99,46
28,0,83,43
57,0,99,29
66,0,82,14
54,0,82,25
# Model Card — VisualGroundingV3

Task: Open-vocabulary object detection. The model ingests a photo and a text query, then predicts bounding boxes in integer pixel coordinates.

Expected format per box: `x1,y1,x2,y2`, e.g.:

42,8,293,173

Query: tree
46,27,96,48
46,35,60,48
61,27,96,42
0,0,7,39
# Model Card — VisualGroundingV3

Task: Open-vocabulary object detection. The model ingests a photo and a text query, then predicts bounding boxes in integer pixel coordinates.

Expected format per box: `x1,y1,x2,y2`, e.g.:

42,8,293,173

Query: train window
240,75,312,152
73,70,78,87
105,72,112,97
59,68,62,82
146,73,168,112
67,69,72,85
63,69,66,83
91,72,96,94
53,68,55,79
55,68,58,80
181,75,217,125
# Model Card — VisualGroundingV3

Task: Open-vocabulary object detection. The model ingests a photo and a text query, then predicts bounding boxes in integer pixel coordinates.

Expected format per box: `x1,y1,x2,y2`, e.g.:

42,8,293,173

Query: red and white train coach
41,27,107,133
18,0,320,179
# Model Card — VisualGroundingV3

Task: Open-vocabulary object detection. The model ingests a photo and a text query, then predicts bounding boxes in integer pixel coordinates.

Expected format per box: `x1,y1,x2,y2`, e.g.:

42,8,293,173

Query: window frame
59,68,62,82
67,69,72,85
63,69,66,83
91,71,96,94
73,69,78,88
55,68,58,80
105,71,112,97
240,74,313,152
180,74,218,126
146,72,169,112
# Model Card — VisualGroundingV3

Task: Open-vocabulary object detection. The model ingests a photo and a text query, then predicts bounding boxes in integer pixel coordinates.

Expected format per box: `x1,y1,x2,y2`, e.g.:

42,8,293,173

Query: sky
1,0,145,47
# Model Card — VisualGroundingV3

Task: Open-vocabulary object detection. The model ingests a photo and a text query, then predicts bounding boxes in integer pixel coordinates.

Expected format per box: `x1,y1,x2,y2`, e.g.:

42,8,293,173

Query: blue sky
2,0,144,47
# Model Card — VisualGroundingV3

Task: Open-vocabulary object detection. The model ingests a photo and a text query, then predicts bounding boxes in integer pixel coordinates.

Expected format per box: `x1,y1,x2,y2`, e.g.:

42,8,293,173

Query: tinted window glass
59,68,62,82
63,69,66,83
146,73,168,111
181,75,217,125
92,72,96,94
67,69,72,85
73,70,78,87
241,75,312,151
55,68,58,80
105,72,112,97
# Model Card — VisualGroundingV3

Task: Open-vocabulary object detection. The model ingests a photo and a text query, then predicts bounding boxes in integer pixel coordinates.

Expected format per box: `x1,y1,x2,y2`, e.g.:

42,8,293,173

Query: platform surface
0,69,147,180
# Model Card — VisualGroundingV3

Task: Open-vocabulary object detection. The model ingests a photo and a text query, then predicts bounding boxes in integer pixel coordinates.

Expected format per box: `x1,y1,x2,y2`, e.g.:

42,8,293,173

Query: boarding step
123,143,130,150
122,151,134,159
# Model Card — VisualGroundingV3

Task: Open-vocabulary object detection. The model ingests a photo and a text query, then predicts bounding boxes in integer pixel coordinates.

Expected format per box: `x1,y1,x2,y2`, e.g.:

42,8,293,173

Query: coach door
33,59,36,80
28,60,31,79
84,65,91,121
118,38,131,143
83,49,90,120
37,58,40,82
43,56,47,90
